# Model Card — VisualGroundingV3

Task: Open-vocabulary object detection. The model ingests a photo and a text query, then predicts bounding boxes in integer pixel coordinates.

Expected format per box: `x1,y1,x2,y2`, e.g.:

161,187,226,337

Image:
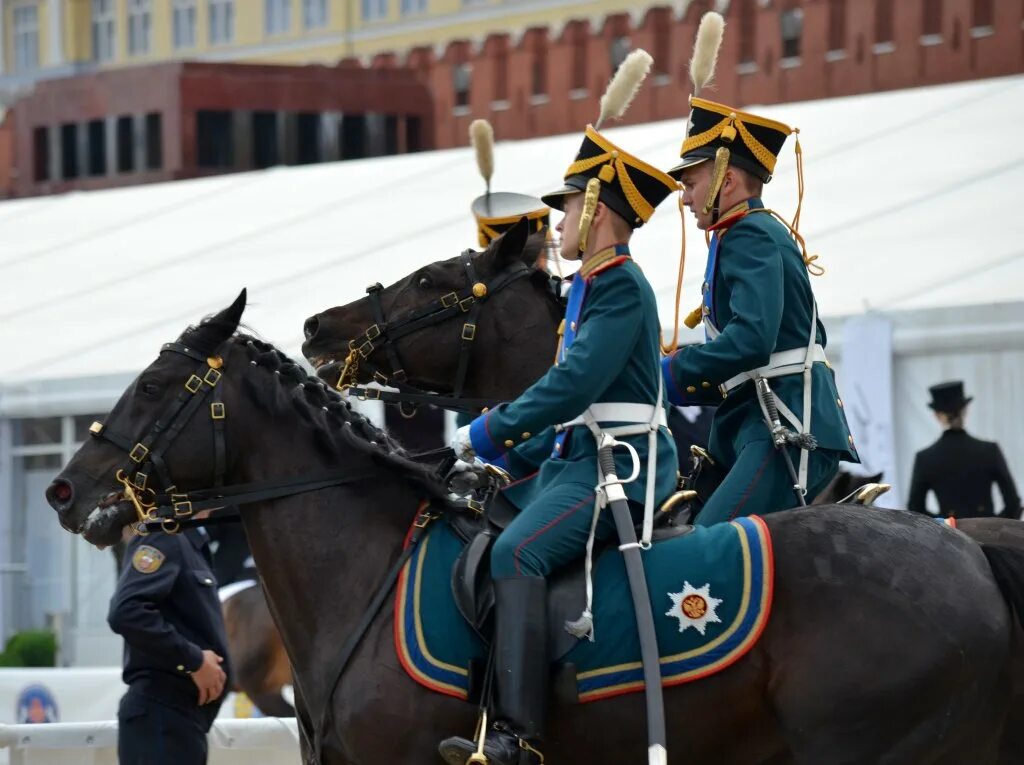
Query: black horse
46,286,1023,764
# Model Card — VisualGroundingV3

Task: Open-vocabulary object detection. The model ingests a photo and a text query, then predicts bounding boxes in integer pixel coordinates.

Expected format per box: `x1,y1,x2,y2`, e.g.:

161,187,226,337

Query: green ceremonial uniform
470,249,678,577
662,99,858,526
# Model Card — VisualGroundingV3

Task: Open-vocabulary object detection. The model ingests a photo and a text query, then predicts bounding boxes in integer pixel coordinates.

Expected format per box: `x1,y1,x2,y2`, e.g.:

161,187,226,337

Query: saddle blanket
394,515,773,703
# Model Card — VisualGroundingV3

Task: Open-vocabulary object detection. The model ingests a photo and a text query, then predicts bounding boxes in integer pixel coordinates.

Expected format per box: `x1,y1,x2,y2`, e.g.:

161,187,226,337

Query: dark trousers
118,690,209,765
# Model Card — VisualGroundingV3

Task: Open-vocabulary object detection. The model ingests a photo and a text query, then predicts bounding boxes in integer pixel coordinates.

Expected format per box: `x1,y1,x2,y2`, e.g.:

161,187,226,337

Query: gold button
686,386,697,394
481,407,489,414
522,432,531,439
504,439,514,448
837,398,843,408
570,321,577,331
204,578,213,585
701,381,711,389
848,434,854,443
176,664,185,672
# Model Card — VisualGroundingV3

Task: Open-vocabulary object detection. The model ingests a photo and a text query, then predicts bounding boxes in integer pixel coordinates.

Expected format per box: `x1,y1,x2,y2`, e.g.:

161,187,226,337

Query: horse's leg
764,509,1012,764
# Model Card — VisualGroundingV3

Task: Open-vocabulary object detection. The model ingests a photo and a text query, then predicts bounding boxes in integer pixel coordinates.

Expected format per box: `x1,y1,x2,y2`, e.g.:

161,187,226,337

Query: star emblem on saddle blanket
666,582,723,635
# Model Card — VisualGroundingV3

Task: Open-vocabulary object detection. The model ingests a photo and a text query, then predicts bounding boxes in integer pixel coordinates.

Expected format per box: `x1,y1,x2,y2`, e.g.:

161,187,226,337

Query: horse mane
181,316,447,498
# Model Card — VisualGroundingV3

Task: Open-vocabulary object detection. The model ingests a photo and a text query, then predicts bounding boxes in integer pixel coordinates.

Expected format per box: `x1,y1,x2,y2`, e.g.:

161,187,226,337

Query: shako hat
540,49,675,231
670,97,796,183
468,119,550,247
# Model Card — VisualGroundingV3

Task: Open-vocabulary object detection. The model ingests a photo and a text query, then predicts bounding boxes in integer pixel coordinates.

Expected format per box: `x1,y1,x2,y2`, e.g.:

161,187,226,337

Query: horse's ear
494,217,531,264
185,289,247,352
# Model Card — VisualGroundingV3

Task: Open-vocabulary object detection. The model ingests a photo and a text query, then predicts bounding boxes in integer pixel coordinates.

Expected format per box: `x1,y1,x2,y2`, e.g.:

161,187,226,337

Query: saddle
446,486,696,661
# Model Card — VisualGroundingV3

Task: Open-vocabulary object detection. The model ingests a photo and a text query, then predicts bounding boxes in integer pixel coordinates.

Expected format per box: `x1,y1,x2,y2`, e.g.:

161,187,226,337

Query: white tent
2,73,1023,659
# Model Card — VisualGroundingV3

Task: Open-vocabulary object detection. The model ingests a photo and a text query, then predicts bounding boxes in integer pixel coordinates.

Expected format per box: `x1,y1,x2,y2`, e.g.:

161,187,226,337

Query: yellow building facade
0,0,670,91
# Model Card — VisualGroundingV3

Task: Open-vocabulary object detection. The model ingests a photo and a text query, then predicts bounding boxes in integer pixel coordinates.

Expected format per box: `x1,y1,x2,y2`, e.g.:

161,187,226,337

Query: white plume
469,119,494,191
596,49,653,130
689,11,725,93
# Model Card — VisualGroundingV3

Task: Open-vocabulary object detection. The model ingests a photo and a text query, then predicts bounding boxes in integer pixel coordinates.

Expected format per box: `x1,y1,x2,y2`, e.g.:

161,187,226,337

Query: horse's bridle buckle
129,443,150,463
441,292,459,309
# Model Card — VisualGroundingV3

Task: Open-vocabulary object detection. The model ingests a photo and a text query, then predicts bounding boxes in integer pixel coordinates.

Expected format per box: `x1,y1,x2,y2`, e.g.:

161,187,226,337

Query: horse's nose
303,314,320,341
46,478,75,513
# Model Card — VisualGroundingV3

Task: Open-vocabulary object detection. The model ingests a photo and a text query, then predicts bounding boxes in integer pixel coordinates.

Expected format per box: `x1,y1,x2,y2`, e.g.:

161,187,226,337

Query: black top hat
541,126,677,229
928,381,973,413
669,97,795,183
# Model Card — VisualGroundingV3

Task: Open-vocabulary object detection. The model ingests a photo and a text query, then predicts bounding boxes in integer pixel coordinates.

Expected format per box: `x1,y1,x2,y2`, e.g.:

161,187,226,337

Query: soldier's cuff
662,355,687,406
469,412,505,462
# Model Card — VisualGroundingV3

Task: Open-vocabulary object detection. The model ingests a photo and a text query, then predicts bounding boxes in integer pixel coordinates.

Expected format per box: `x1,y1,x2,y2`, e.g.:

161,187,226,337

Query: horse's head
45,290,248,548
301,217,563,402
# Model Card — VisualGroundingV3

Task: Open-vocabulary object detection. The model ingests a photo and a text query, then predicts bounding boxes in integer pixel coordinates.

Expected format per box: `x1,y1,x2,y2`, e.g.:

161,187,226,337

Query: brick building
4,61,431,197
1,0,1021,197
414,0,1022,149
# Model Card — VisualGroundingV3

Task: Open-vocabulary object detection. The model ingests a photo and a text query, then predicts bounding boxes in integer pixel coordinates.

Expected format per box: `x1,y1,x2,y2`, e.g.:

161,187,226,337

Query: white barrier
0,718,300,764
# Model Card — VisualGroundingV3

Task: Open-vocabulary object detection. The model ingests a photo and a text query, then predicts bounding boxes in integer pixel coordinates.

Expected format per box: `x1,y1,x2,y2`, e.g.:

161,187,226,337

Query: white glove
447,458,487,496
450,424,475,461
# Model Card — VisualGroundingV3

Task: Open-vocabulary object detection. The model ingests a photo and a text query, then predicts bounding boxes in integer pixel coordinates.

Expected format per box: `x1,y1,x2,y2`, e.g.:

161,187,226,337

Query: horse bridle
338,250,562,415
89,339,383,534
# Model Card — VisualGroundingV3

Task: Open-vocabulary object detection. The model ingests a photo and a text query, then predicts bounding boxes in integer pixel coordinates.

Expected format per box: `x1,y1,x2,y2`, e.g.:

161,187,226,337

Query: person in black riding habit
908,381,1021,520
108,513,231,765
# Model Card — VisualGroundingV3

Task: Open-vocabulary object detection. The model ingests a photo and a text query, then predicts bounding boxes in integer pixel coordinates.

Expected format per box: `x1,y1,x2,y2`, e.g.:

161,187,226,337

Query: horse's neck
233,425,423,685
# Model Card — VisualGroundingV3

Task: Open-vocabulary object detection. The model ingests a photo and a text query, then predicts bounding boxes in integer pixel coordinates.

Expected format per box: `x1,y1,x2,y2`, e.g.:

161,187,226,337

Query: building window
362,0,387,21
922,0,942,36
209,0,235,44
340,114,367,159
875,0,894,42
609,36,630,75
827,0,846,51
196,110,234,168
252,112,279,168
265,0,291,35
738,0,757,64
128,0,152,56
173,0,197,49
453,63,471,109
13,4,40,73
570,24,587,91
493,43,508,102
32,126,49,182
971,0,993,28
652,11,670,76
60,124,79,180
530,33,547,97
145,113,162,170
303,0,327,28
116,116,134,172
780,7,803,59
91,0,116,63
400,0,426,15
406,116,422,152
296,113,322,164
87,120,106,176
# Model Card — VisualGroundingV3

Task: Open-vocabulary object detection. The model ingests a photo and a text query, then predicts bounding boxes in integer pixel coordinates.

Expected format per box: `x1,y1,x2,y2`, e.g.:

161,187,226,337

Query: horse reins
338,250,560,415
89,340,388,534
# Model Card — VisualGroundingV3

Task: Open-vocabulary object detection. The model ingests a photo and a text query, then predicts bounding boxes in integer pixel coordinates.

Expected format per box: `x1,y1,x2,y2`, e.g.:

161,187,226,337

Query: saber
597,434,667,765
755,378,810,507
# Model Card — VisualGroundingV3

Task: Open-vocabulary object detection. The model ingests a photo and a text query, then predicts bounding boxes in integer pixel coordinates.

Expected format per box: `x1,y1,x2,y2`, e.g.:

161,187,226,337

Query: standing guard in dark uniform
108,524,231,765
908,381,1021,519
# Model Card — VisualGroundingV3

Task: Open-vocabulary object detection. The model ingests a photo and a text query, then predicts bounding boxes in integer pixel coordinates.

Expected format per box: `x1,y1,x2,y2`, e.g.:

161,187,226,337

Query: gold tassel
702,147,730,217
578,177,601,254
661,189,688,355
792,128,805,233
684,305,704,329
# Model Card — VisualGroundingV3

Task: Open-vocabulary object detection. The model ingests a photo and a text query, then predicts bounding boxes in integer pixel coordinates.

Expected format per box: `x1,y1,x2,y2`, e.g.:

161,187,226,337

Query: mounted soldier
442,50,679,765
661,97,858,525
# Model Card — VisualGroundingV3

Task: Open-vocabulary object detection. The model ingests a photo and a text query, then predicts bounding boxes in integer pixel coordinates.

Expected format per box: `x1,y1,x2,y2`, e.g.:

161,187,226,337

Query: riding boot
438,576,547,765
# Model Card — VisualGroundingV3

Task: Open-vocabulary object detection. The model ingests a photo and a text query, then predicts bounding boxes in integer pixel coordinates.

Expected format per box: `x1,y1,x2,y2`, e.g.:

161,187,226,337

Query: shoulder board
584,255,629,281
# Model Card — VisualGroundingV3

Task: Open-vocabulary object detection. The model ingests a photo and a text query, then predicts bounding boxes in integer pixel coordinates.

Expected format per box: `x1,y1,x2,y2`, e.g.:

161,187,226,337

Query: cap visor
540,186,581,211
667,156,710,179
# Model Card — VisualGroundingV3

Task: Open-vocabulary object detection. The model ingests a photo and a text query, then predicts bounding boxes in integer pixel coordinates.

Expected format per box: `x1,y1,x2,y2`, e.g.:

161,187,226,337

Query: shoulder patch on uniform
584,255,629,280
132,545,165,574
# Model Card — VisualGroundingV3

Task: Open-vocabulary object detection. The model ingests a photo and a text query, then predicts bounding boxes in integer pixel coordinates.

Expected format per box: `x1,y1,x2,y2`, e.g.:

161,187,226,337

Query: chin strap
701,146,731,224
577,177,602,255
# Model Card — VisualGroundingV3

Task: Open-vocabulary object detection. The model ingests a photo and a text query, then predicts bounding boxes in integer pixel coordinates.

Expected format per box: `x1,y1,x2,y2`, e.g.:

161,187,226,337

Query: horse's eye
141,382,162,397
418,276,432,289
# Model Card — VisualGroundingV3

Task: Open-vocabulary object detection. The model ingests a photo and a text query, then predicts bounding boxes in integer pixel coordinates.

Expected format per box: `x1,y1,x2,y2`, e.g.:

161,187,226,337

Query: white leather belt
558,402,668,431
723,344,829,393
